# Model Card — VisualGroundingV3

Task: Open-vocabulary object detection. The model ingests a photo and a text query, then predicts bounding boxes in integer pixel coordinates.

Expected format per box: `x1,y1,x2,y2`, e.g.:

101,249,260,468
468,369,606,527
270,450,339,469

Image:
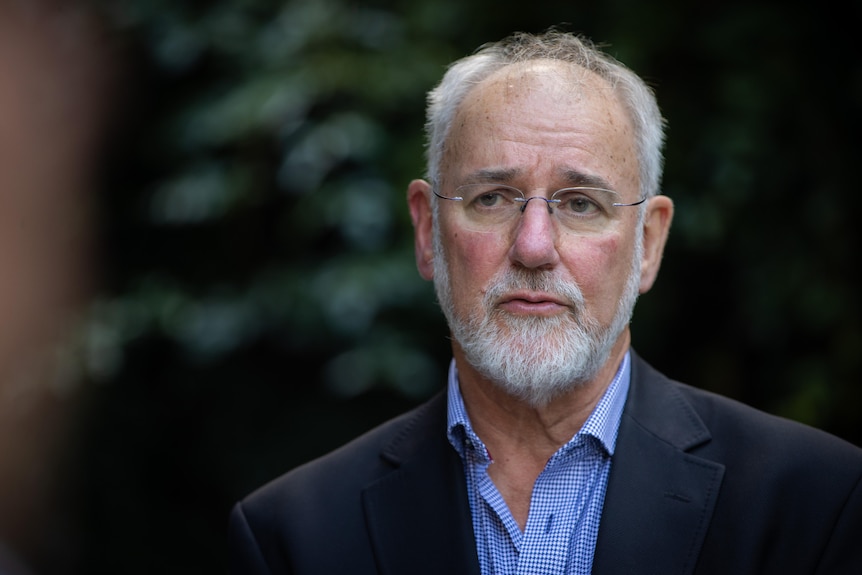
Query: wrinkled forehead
442,59,639,191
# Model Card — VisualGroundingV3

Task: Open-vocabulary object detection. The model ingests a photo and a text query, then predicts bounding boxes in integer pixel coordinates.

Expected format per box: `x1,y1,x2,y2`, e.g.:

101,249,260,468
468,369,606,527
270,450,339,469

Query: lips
497,291,570,315
501,290,568,305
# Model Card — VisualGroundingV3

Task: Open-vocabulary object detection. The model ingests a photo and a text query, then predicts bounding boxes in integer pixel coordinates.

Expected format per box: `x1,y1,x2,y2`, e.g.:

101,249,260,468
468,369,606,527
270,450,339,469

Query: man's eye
476,192,505,207
464,186,520,208
559,193,600,214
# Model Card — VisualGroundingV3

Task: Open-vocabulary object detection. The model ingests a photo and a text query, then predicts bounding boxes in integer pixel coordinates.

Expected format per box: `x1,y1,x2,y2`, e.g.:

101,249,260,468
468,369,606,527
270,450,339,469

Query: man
228,30,862,574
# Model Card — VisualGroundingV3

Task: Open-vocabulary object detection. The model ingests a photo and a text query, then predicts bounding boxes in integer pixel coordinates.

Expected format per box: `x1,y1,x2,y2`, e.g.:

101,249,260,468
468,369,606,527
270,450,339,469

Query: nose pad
518,196,556,214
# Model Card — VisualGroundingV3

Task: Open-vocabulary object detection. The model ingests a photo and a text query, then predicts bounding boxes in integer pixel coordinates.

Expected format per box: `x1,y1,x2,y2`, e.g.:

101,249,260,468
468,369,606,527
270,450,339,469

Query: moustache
483,269,586,311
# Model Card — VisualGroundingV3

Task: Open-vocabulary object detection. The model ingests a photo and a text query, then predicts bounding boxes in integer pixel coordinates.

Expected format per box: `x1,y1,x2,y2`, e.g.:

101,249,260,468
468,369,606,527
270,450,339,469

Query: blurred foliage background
9,0,860,573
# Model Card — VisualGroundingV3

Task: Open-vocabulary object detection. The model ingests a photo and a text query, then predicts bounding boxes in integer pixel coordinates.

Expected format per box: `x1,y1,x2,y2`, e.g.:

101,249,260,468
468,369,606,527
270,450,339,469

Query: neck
452,329,630,529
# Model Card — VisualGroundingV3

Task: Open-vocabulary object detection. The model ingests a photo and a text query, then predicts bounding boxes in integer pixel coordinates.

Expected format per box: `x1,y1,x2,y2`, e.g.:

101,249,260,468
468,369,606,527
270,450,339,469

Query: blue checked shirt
446,352,631,575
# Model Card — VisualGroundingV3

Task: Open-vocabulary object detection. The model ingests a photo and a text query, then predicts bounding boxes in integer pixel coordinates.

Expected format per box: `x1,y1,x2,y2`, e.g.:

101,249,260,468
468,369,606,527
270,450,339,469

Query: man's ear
639,194,674,293
407,179,435,281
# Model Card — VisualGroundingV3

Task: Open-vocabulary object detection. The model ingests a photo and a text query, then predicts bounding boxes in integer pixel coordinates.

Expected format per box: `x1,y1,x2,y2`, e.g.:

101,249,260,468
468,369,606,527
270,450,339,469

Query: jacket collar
361,393,481,575
592,351,725,574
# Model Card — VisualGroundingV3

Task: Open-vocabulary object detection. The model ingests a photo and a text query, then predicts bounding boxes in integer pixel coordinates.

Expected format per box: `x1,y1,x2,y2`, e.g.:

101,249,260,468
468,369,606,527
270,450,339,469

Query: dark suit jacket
228,352,862,574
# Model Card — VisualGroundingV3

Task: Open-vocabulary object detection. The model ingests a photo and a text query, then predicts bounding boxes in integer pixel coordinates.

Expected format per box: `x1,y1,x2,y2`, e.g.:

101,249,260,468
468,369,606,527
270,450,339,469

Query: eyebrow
461,168,522,184
559,169,615,191
459,167,616,192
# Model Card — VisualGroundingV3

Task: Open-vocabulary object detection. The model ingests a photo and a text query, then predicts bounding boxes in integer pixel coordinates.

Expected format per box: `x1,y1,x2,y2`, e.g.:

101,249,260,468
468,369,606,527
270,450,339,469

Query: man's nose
508,197,560,270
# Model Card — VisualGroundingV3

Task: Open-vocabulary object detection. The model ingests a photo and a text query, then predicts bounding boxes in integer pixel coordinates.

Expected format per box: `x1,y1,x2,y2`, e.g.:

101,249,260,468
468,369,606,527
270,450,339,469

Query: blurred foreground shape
0,1,114,572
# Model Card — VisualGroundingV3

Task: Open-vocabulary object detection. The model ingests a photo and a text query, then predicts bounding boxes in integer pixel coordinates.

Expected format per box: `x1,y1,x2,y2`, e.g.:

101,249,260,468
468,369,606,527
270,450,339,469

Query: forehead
443,60,638,190
473,59,613,109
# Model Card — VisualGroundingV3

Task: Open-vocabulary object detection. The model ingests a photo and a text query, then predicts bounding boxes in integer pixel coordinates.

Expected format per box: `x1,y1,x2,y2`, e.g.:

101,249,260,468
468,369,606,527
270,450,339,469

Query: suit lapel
362,394,481,575
592,354,725,575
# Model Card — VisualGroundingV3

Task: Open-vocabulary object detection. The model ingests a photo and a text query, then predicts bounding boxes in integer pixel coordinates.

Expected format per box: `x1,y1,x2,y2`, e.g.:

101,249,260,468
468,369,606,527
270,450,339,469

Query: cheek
565,233,621,273
565,234,631,312
443,228,507,295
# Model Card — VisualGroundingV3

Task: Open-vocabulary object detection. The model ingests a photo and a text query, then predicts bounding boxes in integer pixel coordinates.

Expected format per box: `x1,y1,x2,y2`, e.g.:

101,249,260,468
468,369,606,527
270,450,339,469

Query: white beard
432,223,643,408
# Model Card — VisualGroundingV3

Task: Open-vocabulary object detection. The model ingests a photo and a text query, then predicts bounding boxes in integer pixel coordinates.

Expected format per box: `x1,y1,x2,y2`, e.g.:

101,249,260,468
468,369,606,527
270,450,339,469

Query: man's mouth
497,291,570,316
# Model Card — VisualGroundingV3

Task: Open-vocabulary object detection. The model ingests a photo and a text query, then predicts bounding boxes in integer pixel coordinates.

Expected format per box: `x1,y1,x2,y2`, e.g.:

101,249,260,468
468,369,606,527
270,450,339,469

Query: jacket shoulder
237,390,447,515
228,391,452,574
630,351,862,462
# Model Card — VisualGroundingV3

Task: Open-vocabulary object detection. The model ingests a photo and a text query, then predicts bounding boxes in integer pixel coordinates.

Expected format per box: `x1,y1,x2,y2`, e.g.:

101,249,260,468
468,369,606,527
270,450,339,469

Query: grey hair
424,30,665,200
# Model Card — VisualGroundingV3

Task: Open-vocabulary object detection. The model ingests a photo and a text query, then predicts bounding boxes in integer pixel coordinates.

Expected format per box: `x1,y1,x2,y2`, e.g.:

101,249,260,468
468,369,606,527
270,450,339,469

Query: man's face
429,60,646,404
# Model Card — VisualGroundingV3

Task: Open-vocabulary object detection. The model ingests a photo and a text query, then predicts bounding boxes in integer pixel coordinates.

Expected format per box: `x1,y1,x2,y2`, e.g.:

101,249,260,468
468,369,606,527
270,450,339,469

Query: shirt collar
446,351,631,459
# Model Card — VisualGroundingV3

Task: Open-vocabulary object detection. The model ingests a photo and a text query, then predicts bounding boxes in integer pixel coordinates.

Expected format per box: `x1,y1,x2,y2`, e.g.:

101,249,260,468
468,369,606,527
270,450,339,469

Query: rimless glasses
433,183,646,235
